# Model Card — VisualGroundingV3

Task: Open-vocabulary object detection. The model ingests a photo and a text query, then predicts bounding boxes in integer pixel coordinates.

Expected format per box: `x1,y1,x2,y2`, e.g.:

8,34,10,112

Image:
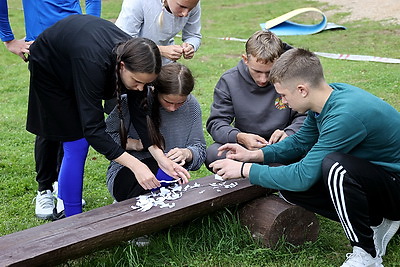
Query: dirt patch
316,0,400,24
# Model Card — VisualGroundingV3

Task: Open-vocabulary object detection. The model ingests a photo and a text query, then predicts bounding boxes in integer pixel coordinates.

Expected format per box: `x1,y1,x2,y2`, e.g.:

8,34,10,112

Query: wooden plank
0,175,268,267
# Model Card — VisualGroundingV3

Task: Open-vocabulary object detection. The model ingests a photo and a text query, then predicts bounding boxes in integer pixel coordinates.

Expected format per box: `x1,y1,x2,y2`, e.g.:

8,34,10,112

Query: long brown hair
114,38,161,149
147,62,195,148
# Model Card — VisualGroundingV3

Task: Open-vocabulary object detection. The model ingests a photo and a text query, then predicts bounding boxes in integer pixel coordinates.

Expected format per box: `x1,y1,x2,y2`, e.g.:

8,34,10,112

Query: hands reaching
166,147,192,166
237,133,268,150
209,158,245,180
158,156,190,185
268,129,288,144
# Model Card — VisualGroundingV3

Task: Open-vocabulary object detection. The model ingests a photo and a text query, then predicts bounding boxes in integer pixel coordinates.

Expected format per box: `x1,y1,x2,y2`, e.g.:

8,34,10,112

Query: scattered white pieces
130,178,240,212
224,182,238,188
208,181,239,191
214,174,224,181
192,182,201,188
131,184,183,212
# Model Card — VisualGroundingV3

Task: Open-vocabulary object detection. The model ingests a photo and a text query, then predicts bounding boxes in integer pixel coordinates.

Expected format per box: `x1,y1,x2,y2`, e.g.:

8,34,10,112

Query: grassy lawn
0,0,399,266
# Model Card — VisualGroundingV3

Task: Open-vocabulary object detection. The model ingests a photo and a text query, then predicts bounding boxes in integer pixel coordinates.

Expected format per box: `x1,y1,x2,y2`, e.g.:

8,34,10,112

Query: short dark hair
269,48,325,87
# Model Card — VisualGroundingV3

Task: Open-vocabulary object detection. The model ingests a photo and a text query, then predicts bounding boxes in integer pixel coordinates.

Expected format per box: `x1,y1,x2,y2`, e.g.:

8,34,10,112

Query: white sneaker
371,218,400,257
35,190,55,220
341,246,383,267
53,182,86,207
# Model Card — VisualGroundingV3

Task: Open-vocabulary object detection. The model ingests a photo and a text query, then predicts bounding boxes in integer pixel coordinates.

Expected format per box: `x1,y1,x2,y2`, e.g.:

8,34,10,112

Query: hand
237,133,268,150
131,162,161,190
268,129,288,144
158,157,190,184
4,39,33,62
166,148,192,166
159,45,184,61
181,43,195,59
209,159,244,180
126,138,144,151
149,145,190,184
217,143,264,163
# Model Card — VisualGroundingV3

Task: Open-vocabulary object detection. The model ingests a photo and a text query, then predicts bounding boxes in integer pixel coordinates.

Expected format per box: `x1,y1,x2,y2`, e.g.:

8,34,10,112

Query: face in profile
243,55,274,88
158,94,187,112
119,62,158,91
166,0,199,17
274,82,308,114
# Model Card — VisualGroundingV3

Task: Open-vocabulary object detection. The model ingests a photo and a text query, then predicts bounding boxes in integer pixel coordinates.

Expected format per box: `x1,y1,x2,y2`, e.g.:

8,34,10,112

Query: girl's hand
166,148,192,166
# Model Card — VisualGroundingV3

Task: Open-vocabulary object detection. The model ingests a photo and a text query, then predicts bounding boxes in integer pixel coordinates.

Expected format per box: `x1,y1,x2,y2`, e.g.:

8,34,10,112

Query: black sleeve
72,58,125,160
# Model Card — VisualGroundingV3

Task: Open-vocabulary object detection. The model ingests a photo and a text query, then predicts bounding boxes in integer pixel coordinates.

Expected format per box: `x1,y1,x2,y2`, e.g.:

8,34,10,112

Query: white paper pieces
130,178,240,212
130,183,182,212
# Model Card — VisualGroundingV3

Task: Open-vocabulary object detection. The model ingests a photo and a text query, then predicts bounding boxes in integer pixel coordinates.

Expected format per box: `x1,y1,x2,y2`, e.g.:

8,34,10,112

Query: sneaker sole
36,213,54,220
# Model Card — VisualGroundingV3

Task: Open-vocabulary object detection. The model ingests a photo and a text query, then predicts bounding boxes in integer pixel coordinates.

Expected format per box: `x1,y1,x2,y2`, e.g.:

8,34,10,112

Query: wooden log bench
0,175,319,266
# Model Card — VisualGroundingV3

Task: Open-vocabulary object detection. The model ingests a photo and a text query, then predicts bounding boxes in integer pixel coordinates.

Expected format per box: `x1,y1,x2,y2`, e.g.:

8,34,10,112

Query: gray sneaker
130,235,150,247
35,190,55,220
371,218,400,257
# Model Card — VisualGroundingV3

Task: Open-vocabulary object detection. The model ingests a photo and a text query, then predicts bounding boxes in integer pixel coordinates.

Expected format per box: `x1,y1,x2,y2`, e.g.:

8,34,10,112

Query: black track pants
281,152,400,257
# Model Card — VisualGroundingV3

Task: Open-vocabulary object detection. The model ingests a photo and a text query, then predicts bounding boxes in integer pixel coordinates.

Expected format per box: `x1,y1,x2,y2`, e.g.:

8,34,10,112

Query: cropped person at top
115,0,201,65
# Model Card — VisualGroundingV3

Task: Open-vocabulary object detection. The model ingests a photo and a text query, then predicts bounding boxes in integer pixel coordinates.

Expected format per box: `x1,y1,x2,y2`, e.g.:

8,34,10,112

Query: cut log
0,175,268,267
239,194,319,248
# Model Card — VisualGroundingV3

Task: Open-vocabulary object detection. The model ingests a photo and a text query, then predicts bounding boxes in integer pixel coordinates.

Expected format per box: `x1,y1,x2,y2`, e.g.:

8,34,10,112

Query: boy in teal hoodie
210,48,400,267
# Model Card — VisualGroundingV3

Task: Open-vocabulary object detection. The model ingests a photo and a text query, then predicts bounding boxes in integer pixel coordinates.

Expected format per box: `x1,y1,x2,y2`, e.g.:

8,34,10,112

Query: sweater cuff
249,163,265,186
1,34,15,42
227,129,240,143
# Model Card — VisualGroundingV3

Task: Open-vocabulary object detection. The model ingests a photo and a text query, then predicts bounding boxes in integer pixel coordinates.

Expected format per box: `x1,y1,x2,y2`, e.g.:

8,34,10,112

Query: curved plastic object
260,7,344,36
151,168,175,191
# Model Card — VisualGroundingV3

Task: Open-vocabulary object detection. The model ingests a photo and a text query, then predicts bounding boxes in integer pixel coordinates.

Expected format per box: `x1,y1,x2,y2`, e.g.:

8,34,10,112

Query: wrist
251,150,264,163
236,132,244,144
184,148,192,161
240,162,251,178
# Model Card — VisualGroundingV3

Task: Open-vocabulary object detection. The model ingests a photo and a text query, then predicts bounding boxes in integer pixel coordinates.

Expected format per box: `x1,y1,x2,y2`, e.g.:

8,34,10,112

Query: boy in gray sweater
205,30,306,169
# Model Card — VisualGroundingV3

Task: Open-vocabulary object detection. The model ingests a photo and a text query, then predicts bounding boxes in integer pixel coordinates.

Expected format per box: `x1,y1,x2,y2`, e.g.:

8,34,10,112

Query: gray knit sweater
105,94,206,194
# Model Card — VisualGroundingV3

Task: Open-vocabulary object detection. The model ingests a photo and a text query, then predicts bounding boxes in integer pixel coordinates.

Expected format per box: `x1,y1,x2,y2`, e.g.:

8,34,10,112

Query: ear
119,61,125,70
297,84,308,97
242,54,248,64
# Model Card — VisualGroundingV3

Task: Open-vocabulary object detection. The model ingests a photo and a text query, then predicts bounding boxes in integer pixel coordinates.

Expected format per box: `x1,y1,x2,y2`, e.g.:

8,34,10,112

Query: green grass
1,0,400,266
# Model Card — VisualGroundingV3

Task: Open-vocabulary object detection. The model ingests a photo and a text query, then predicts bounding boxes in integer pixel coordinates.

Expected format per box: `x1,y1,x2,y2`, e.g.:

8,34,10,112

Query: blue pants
58,138,89,217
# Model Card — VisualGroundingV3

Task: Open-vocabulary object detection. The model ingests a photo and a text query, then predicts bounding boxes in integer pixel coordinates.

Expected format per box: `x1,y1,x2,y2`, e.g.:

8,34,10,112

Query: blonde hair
158,0,166,27
245,30,285,64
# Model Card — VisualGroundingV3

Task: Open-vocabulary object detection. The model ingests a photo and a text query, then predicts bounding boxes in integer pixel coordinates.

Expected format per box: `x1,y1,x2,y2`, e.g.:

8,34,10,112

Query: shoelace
344,251,369,266
35,192,54,209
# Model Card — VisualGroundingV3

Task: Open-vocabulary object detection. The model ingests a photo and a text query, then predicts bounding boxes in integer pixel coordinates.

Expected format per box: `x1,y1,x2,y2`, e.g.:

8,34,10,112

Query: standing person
115,0,201,65
205,30,305,171
0,0,101,220
1,0,101,61
210,48,400,266
27,15,190,218
106,62,206,201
